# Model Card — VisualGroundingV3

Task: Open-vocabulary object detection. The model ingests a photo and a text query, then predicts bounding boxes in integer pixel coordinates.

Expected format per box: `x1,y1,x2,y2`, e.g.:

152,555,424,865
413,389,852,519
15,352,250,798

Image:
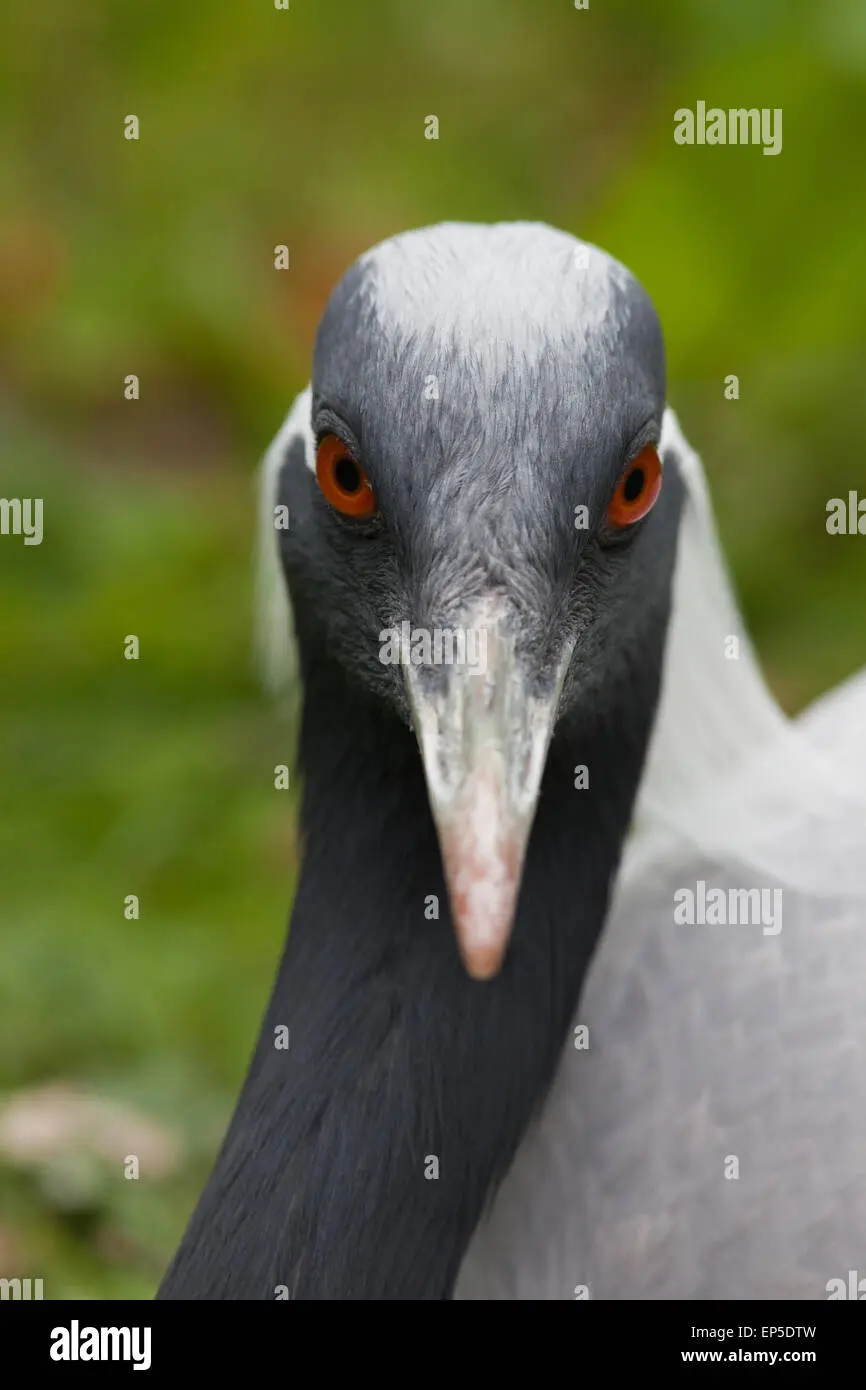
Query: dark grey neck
158,609,668,1300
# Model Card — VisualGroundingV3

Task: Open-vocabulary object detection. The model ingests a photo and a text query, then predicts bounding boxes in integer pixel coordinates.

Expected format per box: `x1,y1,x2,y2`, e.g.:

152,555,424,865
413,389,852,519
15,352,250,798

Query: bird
157,222,866,1301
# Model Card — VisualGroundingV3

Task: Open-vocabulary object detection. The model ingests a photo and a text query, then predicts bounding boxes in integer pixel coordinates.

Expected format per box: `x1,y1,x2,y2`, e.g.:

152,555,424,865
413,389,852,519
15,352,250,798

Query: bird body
458,673,866,1299
159,223,866,1301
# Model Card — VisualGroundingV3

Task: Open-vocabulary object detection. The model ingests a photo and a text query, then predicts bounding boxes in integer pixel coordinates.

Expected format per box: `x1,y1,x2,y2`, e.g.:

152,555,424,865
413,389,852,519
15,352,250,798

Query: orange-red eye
315,433,377,517
606,444,663,529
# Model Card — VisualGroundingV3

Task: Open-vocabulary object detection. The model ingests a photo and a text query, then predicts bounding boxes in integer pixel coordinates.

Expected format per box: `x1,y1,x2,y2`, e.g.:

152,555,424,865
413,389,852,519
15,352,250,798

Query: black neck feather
158,608,668,1300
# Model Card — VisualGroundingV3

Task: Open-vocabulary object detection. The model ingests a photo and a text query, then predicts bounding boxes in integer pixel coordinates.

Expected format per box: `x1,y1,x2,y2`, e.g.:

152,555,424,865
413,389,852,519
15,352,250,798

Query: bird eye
606,444,663,529
315,433,377,517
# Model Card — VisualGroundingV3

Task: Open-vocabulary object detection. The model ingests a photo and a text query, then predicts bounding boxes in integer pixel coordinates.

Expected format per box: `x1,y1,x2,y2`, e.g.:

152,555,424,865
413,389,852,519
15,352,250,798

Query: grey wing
457,670,866,1300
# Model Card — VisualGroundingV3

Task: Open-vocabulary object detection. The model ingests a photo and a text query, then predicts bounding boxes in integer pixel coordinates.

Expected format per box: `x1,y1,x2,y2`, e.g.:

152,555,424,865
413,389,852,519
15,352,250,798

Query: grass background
1,0,865,1297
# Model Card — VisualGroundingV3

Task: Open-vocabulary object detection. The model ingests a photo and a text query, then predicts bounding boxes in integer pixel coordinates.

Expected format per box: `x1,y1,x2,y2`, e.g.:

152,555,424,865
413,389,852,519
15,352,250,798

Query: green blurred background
1,0,864,1298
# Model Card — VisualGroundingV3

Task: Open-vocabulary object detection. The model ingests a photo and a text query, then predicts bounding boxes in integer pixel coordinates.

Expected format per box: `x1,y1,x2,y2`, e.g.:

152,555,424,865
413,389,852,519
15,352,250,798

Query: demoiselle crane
158,223,866,1300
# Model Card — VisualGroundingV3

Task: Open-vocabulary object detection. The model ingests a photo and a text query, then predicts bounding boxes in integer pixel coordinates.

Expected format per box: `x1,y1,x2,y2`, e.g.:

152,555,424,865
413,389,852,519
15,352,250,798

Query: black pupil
623,466,644,503
334,456,361,493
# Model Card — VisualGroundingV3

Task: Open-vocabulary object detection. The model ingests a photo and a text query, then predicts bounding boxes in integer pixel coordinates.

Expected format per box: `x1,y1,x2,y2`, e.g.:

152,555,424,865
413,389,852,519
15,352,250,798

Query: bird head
274,222,676,981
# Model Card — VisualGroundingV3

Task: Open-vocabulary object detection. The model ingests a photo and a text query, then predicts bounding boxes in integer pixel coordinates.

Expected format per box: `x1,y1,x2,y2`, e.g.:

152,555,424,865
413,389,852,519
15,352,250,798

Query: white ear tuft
628,407,866,898
254,385,314,697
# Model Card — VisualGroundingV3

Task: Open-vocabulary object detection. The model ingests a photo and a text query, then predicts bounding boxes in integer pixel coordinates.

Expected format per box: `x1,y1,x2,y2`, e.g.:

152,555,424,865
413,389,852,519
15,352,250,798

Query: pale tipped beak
404,607,573,980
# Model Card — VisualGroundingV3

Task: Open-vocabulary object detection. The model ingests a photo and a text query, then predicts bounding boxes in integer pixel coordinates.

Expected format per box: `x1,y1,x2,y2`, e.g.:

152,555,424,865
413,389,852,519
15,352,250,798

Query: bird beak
404,606,573,981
